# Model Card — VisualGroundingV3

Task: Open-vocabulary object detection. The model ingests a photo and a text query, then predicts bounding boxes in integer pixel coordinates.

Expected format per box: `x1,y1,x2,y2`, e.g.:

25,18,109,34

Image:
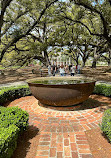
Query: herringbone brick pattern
8,96,104,158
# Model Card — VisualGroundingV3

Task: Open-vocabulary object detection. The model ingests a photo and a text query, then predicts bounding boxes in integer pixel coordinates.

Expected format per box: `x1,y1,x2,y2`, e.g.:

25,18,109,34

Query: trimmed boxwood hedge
0,106,29,158
0,125,19,158
93,83,111,97
0,106,29,131
0,85,31,105
100,108,111,142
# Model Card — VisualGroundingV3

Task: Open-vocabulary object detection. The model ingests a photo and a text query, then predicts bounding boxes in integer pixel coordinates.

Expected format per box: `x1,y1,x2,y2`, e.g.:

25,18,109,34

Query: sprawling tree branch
0,0,59,62
72,0,108,34
63,15,104,37
69,0,111,47
0,0,13,42
1,10,29,37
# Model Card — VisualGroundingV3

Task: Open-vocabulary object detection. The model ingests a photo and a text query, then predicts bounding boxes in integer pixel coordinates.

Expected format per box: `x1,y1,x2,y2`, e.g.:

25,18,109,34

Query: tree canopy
0,0,111,67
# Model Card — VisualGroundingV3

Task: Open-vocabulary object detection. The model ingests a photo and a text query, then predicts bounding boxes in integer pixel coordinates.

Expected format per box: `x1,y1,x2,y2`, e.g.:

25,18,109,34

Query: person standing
51,63,56,76
48,64,52,76
65,65,69,76
55,64,58,74
77,64,81,74
71,64,75,76
59,64,65,76
75,65,78,74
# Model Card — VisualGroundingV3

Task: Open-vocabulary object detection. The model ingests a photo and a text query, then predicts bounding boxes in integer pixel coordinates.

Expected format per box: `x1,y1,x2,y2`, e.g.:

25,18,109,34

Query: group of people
48,64,81,76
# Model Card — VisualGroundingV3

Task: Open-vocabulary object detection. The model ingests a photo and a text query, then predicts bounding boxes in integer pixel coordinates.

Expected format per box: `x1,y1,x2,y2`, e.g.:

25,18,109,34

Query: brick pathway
8,96,104,158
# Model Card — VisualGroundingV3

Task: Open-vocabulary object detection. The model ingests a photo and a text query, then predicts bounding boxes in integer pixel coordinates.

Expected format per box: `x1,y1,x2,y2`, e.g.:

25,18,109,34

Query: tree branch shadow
11,125,40,158
76,96,111,111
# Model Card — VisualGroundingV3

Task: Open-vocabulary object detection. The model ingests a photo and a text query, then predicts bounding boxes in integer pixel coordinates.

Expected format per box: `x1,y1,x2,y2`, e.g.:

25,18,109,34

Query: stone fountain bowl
27,77,96,106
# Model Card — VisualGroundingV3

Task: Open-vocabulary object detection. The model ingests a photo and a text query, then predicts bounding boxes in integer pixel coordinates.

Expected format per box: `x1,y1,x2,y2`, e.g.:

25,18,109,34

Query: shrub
100,108,111,142
0,106,29,131
0,107,29,158
93,83,111,97
0,85,31,105
0,125,19,158
102,86,111,97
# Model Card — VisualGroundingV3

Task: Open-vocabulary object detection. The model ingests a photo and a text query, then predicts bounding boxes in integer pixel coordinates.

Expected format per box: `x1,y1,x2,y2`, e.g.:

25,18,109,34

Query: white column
42,51,44,57
60,57,61,66
63,59,65,65
69,57,71,65
49,56,50,63
51,57,53,65
57,56,59,66
66,59,68,65
53,57,56,65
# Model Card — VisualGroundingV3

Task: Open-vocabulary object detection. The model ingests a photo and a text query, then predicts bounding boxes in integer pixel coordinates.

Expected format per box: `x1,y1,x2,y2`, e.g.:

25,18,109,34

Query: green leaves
0,85,31,105
100,108,111,142
0,106,29,158
0,0,111,66
93,83,111,97
0,125,19,158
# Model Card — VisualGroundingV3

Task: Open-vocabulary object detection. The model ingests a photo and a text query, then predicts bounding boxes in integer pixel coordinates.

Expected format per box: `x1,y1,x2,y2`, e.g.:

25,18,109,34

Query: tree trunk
91,47,97,68
74,58,78,66
43,50,50,66
108,60,111,66
82,60,86,68
91,59,97,68
108,49,111,66
82,56,87,68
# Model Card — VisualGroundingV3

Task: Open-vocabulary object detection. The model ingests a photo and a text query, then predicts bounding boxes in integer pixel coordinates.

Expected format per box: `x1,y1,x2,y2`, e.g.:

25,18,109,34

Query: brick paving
8,96,104,158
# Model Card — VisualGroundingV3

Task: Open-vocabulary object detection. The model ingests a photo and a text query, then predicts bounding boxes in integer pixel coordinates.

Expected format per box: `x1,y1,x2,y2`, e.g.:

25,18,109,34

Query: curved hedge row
0,106,29,158
0,85,31,105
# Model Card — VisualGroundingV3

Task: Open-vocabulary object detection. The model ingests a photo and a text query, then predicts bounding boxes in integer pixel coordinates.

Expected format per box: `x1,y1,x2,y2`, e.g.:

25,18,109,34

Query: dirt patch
85,128,111,158
11,125,40,158
0,66,48,84
82,66,111,82
0,66,111,84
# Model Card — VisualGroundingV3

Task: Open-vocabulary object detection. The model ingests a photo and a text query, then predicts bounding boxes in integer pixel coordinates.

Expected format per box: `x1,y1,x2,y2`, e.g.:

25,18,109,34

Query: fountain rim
26,77,96,87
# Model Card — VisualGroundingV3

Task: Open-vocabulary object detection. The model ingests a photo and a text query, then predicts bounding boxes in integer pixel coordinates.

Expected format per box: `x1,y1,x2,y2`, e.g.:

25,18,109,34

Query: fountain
27,77,95,107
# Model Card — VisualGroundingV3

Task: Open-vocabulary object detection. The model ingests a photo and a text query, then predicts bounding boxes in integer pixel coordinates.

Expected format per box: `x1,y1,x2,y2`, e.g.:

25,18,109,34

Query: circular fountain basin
27,77,96,106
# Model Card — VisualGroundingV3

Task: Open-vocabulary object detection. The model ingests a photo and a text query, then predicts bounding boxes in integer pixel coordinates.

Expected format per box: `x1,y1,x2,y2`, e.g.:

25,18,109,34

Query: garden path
8,95,111,158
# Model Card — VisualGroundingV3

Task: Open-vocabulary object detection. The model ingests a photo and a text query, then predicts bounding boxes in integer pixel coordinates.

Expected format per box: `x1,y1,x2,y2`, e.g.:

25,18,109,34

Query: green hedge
100,108,111,142
0,106,29,131
0,125,19,158
0,85,31,105
0,107,29,158
93,83,111,97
